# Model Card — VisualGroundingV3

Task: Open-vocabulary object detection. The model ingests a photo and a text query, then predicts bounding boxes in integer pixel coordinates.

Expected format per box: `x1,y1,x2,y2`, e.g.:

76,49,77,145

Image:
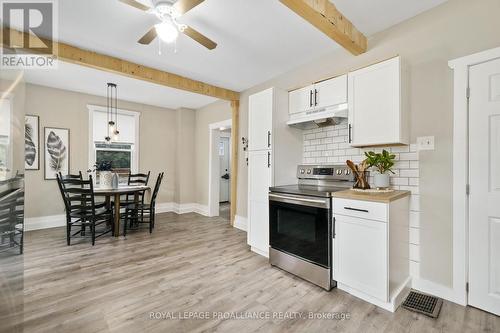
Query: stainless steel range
268,165,354,290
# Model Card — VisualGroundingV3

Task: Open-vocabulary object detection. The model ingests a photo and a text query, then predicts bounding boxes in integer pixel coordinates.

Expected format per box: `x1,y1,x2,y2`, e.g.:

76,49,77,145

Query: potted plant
90,161,113,189
363,150,396,189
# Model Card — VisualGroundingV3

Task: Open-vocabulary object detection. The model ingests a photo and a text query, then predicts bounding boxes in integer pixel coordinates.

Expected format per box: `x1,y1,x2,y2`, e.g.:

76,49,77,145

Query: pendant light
105,83,119,143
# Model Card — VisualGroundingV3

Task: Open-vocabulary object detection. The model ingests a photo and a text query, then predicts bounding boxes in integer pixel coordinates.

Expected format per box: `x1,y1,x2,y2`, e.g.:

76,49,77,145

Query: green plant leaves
363,149,396,174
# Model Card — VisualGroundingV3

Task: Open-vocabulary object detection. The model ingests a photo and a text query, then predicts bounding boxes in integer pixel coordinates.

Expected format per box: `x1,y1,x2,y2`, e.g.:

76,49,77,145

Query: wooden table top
94,185,150,195
332,189,411,203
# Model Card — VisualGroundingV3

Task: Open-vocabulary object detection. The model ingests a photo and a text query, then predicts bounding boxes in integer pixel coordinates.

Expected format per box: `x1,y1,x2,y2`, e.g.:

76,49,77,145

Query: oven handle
269,193,330,209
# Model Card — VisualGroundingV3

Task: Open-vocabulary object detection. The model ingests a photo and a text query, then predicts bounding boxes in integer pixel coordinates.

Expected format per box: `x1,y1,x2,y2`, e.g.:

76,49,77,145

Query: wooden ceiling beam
280,0,367,55
1,27,240,101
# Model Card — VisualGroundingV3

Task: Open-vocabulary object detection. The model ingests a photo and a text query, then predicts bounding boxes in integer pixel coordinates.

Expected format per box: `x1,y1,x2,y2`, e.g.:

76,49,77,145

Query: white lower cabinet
335,215,388,301
333,196,410,312
247,150,272,257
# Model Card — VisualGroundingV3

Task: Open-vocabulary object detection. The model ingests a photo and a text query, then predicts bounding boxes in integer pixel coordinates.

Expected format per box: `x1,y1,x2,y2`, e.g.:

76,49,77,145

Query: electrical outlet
417,136,435,151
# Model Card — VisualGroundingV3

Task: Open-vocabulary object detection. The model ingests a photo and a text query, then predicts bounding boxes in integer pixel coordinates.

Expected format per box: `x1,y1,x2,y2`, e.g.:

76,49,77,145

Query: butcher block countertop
332,189,411,203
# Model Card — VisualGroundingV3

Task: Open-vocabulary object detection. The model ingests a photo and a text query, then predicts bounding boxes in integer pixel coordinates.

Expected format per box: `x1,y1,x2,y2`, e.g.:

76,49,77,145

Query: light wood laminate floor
22,212,499,333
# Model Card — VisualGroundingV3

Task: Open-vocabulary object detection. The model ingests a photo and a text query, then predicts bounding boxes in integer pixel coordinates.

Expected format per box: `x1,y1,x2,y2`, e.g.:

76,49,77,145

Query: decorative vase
374,173,390,189
99,171,113,189
111,173,119,189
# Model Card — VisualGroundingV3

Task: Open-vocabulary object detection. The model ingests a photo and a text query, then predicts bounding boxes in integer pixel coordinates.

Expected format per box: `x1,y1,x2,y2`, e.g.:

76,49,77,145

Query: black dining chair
122,171,150,205
57,174,113,246
0,190,24,255
123,172,164,236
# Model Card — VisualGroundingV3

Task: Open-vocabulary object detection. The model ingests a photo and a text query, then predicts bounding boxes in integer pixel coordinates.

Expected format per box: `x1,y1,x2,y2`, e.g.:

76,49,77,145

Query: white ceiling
20,0,448,109
23,61,217,109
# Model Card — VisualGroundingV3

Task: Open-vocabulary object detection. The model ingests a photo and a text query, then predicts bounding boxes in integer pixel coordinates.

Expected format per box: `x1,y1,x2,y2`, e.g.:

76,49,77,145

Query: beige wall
24,83,178,218
175,108,196,204
194,100,232,206
235,0,500,287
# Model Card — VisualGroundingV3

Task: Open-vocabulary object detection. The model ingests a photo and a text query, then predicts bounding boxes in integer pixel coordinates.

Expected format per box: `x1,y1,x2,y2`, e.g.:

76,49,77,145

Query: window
88,105,140,183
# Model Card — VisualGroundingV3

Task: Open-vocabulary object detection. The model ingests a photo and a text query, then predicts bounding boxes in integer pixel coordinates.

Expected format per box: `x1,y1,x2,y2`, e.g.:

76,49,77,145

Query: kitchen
247,55,417,312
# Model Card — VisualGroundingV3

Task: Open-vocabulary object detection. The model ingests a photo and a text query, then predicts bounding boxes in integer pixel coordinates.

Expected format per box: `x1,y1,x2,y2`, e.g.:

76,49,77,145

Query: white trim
234,215,247,232
155,202,210,216
208,119,232,217
25,203,210,231
448,46,500,307
251,246,269,258
412,278,463,305
87,104,141,174
25,214,66,231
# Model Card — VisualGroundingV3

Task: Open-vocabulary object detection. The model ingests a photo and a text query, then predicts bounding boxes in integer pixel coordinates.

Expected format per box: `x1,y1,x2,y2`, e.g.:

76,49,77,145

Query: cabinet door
248,150,272,255
249,88,273,151
335,215,388,301
289,86,313,115
348,57,402,147
315,75,347,109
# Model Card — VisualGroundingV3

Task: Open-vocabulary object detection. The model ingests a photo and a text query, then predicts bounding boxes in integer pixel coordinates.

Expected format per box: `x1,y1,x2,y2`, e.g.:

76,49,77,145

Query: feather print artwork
46,131,67,172
25,123,36,166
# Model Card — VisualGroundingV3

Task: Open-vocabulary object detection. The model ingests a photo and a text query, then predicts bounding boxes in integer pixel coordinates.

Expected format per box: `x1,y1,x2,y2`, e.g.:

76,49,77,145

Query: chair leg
123,212,127,237
66,223,71,246
91,222,96,246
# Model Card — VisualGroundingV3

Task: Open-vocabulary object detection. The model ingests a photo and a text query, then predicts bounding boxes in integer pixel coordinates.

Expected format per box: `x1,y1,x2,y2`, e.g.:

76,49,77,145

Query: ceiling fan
119,0,217,50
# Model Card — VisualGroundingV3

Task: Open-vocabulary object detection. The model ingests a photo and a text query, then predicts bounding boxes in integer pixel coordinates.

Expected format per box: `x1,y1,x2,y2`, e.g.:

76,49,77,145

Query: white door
335,215,388,301
248,150,272,256
469,58,500,316
348,57,402,146
315,75,347,109
219,136,230,203
248,88,273,151
289,86,313,115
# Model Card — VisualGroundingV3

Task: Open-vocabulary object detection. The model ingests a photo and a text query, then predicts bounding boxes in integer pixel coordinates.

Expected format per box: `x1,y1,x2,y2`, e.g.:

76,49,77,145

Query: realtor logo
1,0,58,69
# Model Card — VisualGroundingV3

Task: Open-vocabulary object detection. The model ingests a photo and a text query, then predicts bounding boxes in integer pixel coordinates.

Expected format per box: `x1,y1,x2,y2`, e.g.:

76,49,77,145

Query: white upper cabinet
315,74,347,110
288,75,347,115
249,88,273,151
348,56,409,147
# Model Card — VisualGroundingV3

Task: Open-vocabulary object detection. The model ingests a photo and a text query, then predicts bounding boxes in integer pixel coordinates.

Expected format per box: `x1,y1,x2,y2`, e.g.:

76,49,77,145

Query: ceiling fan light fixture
155,20,179,43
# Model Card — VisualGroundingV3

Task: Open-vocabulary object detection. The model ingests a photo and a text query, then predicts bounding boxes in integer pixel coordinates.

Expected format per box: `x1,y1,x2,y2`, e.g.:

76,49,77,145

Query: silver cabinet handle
267,131,271,148
267,151,271,168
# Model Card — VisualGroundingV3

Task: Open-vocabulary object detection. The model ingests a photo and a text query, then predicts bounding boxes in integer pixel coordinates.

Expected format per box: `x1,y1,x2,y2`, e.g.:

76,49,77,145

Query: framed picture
44,127,69,180
25,115,40,170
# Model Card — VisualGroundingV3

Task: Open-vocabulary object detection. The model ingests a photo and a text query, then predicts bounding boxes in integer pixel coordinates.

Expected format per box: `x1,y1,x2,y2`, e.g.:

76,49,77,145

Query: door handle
309,90,313,107
348,124,352,143
344,207,369,213
314,89,318,106
267,131,271,148
267,152,271,168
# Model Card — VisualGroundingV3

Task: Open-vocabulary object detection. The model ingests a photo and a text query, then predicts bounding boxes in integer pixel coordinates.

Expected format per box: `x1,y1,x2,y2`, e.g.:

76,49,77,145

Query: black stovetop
269,184,350,198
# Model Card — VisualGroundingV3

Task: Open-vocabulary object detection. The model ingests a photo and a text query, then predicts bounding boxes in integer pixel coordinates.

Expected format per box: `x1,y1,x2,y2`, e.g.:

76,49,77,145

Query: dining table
94,185,150,237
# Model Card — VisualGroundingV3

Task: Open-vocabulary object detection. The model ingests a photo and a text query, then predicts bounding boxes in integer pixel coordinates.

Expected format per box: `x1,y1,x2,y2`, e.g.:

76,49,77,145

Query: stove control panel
297,165,354,181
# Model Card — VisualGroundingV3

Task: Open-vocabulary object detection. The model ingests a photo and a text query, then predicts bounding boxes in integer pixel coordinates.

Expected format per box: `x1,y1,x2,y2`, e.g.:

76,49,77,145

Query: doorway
467,57,500,316
208,119,232,218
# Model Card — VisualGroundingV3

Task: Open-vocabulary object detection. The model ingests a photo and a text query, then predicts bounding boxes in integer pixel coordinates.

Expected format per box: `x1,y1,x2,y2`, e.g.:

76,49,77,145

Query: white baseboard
26,202,210,231
25,214,66,231
412,277,466,306
251,246,269,258
155,202,210,216
234,215,247,232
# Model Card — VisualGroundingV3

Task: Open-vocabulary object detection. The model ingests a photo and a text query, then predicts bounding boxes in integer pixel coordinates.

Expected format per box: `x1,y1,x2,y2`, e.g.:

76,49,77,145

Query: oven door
269,193,331,268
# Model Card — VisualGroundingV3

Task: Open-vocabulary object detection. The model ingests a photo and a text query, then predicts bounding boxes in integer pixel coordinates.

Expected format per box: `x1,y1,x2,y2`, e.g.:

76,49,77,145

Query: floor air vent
402,290,443,318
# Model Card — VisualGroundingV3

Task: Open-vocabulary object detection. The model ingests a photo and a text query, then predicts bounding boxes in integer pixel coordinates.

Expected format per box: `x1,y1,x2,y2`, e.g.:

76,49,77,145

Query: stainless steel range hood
286,103,348,130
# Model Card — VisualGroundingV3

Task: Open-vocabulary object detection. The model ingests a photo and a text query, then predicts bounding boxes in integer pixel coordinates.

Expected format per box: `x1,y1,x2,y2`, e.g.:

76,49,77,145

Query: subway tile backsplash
301,120,421,277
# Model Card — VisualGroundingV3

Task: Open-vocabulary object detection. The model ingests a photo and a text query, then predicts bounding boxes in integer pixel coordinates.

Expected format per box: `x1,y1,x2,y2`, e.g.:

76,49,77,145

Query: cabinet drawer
333,198,387,222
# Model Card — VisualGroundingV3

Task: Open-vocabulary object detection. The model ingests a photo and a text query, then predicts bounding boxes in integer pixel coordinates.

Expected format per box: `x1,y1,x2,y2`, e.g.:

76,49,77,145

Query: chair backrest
128,172,150,186
150,172,164,208
127,171,150,202
58,171,83,181
59,175,97,218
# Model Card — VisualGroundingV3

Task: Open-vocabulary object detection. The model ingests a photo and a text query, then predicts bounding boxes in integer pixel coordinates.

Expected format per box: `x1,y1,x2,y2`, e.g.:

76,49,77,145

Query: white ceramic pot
99,171,113,189
374,173,390,189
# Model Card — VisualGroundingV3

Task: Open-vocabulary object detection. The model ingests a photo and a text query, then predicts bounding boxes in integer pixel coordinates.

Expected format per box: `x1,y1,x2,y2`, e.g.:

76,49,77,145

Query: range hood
287,103,348,130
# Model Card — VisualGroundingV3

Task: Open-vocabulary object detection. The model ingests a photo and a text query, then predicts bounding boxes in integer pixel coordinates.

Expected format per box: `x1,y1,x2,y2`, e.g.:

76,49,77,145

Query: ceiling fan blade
119,0,150,11
183,26,217,50
138,27,157,44
173,0,205,15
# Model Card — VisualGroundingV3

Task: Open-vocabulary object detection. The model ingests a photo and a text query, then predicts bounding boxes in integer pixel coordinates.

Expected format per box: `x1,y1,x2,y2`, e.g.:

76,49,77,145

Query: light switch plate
417,136,435,151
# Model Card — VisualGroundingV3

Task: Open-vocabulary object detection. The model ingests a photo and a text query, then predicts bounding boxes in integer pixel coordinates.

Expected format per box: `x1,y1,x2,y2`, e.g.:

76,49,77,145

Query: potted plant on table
90,161,113,189
364,149,396,189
